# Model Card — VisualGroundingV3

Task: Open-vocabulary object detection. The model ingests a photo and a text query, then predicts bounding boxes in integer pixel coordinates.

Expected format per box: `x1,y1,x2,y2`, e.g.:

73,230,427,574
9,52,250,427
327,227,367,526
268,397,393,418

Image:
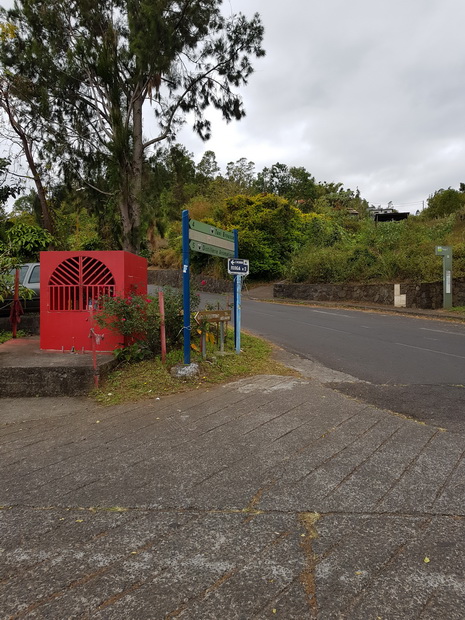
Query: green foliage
1,222,53,261
214,193,310,278
423,188,465,219
0,253,35,303
286,214,461,284
52,200,101,251
0,329,26,344
1,1,265,252
95,288,199,361
304,213,347,247
0,158,21,207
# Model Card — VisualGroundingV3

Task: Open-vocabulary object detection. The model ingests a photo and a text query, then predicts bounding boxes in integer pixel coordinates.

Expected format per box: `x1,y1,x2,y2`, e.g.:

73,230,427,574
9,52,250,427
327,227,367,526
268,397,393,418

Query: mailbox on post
40,251,147,352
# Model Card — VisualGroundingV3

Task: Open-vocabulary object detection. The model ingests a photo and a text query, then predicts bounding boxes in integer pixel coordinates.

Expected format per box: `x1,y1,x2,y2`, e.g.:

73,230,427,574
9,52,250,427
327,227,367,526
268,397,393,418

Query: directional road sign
227,258,249,275
189,240,234,258
188,218,235,257
194,310,231,324
189,219,234,241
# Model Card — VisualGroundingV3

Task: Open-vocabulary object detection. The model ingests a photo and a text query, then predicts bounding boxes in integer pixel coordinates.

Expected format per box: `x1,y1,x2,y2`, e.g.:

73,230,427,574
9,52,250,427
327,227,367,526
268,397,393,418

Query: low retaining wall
274,279,465,309
0,314,40,335
148,269,232,294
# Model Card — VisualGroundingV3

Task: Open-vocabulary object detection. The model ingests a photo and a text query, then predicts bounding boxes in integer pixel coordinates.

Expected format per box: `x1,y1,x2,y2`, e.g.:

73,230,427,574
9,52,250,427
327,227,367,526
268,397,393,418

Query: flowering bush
95,287,199,361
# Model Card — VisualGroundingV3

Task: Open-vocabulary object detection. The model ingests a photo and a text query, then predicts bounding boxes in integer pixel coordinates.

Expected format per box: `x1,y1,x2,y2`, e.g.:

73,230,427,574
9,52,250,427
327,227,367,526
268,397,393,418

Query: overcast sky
177,0,465,212
2,0,465,213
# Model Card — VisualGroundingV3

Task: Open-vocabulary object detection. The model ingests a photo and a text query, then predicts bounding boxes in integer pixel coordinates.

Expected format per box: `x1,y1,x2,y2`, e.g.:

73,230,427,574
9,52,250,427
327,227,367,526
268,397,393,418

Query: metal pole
182,209,191,364
235,275,242,353
443,248,453,309
233,229,238,351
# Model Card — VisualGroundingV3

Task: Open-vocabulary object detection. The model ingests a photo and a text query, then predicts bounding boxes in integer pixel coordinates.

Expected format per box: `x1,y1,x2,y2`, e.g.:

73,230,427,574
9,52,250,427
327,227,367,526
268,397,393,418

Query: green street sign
435,245,453,309
189,218,234,242
189,240,234,258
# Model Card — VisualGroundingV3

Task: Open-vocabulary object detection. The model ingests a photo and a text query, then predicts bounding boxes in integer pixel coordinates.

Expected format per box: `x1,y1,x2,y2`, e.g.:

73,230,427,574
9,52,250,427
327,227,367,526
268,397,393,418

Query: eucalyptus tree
0,1,265,252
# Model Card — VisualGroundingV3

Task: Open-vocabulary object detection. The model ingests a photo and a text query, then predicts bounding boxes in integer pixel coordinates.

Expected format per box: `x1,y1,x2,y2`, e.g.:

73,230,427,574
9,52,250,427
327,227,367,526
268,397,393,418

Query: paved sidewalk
1,371,464,619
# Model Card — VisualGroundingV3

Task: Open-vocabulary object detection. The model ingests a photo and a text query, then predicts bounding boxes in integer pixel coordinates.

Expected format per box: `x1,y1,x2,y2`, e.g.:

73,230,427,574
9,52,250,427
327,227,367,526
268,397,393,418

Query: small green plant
94,288,199,361
0,330,26,344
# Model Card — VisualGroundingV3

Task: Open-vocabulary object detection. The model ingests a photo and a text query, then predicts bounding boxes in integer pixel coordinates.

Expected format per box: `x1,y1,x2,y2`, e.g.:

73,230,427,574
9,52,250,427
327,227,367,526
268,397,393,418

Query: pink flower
201,280,207,286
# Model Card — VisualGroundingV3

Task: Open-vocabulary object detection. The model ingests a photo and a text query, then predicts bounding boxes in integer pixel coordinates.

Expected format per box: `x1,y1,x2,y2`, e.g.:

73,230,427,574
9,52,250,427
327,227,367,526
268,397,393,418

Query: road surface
150,285,465,431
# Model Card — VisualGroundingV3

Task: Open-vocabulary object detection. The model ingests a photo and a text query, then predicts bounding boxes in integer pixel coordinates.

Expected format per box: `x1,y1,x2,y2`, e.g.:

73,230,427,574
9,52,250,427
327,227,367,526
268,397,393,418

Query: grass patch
449,306,465,316
0,330,27,344
93,330,297,406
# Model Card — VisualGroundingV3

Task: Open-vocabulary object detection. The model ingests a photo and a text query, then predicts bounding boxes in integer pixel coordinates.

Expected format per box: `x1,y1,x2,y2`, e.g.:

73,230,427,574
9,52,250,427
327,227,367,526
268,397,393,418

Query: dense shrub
286,217,455,284
95,288,199,361
217,194,310,278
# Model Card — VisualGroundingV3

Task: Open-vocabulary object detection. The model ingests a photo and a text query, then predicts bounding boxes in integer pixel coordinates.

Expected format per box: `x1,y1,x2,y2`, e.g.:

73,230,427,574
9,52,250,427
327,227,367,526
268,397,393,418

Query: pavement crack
320,421,404,501
293,416,384,486
165,569,237,619
339,515,433,618
373,428,441,508
298,512,320,617
430,446,465,510
96,581,144,611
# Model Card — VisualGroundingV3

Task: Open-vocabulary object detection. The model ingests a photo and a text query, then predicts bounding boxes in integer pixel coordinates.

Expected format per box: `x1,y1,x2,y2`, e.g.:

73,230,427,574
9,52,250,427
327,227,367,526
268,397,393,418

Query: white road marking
420,328,465,336
395,342,465,359
311,310,354,318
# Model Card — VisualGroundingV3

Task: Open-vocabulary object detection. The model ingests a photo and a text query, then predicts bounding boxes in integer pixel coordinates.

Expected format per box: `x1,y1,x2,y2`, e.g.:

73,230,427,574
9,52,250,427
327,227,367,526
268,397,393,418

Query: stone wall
0,314,40,335
274,278,465,309
148,269,232,294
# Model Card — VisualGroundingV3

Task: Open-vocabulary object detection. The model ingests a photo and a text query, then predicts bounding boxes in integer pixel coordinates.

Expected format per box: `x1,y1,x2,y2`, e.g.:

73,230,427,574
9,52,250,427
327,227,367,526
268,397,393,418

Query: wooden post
159,290,166,364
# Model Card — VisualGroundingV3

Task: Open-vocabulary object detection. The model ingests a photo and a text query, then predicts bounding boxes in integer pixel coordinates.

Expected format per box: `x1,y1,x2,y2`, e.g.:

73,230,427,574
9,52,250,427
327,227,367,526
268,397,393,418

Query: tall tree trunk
22,137,54,235
1,88,54,236
129,86,144,254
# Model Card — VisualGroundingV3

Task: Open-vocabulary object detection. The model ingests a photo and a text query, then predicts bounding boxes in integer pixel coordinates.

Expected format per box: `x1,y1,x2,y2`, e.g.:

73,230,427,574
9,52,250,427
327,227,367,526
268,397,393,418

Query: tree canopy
0,1,265,251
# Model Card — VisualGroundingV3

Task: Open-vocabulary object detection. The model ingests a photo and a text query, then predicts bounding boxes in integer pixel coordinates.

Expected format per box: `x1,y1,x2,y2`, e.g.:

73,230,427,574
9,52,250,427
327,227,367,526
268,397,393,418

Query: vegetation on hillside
1,5,464,286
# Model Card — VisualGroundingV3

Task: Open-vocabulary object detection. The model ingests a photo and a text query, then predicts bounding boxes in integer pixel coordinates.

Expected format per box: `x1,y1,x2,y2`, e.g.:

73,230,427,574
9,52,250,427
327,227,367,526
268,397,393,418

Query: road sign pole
182,209,191,364
235,275,242,354
435,246,453,309
233,229,239,351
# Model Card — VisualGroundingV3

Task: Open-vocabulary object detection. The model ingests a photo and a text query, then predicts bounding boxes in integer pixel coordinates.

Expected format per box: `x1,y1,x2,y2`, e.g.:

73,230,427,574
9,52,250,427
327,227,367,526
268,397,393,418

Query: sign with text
227,258,249,275
189,219,234,257
189,240,234,258
194,309,231,324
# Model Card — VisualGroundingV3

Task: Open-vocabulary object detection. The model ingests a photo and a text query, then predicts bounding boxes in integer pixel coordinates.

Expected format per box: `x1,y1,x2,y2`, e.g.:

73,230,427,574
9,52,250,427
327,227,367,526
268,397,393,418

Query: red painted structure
40,251,147,352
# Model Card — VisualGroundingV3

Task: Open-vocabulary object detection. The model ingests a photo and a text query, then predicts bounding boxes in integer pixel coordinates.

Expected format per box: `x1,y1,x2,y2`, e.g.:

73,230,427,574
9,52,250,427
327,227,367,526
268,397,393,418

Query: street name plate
227,258,249,275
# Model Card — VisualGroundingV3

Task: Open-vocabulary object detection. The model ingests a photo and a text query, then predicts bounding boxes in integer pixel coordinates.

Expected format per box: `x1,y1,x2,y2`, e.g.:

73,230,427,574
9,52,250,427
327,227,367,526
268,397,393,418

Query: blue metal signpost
182,210,191,364
182,210,239,364
233,230,241,353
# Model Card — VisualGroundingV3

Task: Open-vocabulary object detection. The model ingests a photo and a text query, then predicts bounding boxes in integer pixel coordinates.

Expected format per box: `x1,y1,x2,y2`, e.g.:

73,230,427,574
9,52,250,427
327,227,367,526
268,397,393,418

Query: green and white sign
188,218,234,257
189,240,234,258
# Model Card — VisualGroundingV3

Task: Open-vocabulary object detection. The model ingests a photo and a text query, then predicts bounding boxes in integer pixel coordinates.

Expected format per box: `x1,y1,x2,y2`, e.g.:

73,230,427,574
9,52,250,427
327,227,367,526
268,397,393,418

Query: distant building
368,205,409,223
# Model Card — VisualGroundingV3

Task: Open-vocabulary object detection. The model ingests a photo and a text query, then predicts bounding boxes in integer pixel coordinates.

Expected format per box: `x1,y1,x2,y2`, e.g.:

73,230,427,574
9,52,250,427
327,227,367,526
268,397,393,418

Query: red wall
40,251,147,352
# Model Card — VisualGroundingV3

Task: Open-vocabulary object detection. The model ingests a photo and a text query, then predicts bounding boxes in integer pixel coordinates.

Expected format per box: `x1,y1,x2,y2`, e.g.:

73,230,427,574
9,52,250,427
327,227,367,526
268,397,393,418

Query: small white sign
227,258,249,275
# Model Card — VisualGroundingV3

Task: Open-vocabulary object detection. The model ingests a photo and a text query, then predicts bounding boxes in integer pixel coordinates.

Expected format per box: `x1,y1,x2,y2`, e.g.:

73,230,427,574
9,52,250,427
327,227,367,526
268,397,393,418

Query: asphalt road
240,301,465,385
149,285,465,431
240,299,465,432
194,290,465,432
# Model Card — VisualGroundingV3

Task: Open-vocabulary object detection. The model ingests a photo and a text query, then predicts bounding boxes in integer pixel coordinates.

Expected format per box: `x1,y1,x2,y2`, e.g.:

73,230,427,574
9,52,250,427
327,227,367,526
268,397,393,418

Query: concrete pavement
1,361,465,618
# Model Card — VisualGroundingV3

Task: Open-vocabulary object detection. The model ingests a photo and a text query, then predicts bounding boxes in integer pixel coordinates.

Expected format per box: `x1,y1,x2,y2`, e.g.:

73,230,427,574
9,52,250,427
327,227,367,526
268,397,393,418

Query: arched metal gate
48,255,116,311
